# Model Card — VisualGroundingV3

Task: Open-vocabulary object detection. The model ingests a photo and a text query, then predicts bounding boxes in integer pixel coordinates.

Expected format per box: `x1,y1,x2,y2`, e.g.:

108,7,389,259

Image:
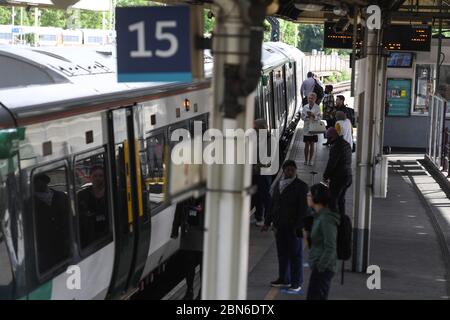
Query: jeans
275,226,303,287
306,267,335,300
329,176,352,216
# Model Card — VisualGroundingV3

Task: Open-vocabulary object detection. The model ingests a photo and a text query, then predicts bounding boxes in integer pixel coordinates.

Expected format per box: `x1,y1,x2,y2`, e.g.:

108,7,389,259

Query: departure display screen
383,25,431,52
323,22,363,49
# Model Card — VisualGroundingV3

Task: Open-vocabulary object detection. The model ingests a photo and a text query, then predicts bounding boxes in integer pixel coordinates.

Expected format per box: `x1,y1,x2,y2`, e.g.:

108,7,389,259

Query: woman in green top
306,183,340,300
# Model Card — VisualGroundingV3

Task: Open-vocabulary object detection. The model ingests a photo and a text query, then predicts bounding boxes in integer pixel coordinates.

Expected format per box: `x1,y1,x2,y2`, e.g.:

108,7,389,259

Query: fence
304,53,350,75
427,95,448,171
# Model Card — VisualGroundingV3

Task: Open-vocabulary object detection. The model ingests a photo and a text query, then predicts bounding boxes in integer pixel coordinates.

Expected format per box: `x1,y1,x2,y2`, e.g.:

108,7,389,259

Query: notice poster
386,78,412,117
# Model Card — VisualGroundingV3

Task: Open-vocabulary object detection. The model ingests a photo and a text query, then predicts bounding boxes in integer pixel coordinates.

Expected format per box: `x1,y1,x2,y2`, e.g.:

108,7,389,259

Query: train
0,41,306,300
0,25,116,46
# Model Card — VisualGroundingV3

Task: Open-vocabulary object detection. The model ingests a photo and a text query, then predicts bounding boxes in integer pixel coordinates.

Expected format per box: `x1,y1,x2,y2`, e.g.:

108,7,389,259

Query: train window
32,166,71,276
146,133,167,209
74,153,111,251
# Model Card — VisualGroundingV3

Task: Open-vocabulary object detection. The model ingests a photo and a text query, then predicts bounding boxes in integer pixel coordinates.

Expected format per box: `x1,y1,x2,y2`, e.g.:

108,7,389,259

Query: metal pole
352,27,380,273
436,0,443,92
202,0,265,300
11,6,15,25
34,8,39,46
350,7,359,97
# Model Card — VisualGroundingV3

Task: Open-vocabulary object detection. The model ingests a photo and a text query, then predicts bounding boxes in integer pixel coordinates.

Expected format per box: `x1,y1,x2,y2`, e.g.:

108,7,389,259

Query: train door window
265,74,274,130
146,132,167,211
74,152,111,252
32,166,71,276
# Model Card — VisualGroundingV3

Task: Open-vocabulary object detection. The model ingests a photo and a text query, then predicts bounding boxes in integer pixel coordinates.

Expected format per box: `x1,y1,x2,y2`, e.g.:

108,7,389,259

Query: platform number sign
116,6,192,83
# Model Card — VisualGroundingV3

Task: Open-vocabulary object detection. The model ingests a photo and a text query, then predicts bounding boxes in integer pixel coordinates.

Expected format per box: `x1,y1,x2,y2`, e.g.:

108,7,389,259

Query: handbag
309,120,326,134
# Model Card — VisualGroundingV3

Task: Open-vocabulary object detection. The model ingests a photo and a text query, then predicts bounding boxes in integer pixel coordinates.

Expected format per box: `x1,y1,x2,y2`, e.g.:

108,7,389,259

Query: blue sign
11,27,22,33
116,6,192,83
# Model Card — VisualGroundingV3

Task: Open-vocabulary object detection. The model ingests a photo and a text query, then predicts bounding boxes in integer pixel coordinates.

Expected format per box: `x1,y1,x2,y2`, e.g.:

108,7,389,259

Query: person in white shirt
301,92,322,166
335,111,353,147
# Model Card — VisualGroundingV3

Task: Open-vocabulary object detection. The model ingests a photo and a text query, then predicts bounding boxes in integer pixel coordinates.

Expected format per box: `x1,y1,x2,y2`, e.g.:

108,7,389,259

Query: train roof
0,43,301,127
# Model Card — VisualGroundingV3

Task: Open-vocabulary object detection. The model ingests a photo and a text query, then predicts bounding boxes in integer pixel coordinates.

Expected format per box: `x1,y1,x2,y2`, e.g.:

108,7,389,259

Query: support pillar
202,0,266,299
352,28,382,273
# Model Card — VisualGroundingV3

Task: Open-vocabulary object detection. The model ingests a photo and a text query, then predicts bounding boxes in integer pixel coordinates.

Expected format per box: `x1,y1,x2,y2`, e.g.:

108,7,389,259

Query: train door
127,106,152,291
106,108,138,298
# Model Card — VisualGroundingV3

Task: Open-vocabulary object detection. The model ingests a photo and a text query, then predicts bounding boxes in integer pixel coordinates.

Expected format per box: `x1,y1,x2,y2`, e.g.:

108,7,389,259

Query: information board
116,6,192,83
386,78,412,117
323,22,363,49
383,25,431,52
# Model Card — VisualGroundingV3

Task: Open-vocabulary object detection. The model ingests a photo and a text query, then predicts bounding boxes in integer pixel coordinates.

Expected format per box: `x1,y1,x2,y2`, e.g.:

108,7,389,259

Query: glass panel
437,65,450,102
146,134,167,209
32,166,71,275
75,153,110,250
414,64,434,114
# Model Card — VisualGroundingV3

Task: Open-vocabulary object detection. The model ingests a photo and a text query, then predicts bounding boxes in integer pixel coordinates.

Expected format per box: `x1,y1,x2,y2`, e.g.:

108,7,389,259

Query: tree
0,6,12,25
204,9,215,36
279,19,298,47
297,24,324,53
40,8,66,28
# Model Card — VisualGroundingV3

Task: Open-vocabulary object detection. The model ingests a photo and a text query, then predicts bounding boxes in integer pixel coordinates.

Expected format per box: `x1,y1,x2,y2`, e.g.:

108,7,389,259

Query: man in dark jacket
335,95,355,127
262,160,308,293
323,127,352,216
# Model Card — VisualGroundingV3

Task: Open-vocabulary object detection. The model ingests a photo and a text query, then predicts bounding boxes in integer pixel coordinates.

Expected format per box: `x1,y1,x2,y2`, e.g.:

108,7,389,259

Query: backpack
337,213,352,285
313,80,324,103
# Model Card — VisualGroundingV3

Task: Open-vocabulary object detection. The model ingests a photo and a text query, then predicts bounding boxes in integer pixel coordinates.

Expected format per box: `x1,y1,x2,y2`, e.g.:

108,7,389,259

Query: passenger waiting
300,92,321,166
322,128,352,217
306,183,340,300
335,111,353,147
251,118,272,227
262,160,308,293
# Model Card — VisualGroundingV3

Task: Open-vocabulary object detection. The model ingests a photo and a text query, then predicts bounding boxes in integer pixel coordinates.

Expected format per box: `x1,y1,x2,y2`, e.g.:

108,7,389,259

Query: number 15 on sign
116,6,192,83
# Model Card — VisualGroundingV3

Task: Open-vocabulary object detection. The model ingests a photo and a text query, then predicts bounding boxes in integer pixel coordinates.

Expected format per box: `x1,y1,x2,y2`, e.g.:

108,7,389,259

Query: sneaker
303,161,308,165
286,285,302,293
255,220,265,227
270,279,291,288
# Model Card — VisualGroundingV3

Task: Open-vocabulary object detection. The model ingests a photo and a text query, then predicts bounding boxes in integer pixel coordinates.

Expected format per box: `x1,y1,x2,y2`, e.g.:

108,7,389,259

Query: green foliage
298,24,324,53
79,10,103,29
323,70,351,84
279,19,298,47
40,8,66,28
116,0,153,6
204,9,215,35
0,7,11,25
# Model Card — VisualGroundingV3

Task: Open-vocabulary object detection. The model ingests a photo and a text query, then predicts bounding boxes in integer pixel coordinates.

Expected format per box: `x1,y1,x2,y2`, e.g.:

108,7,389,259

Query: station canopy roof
0,0,111,11
159,0,450,27
274,0,450,26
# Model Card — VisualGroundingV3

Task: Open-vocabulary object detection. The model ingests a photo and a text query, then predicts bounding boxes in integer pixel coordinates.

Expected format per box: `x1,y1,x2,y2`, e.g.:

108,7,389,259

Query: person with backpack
301,72,324,106
335,95,355,128
306,183,340,300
